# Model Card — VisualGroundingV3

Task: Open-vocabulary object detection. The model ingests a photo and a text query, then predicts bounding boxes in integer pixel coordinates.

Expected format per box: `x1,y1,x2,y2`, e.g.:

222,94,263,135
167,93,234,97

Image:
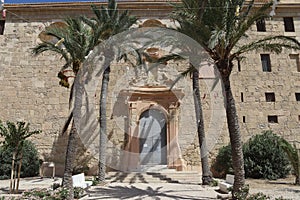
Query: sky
5,0,109,3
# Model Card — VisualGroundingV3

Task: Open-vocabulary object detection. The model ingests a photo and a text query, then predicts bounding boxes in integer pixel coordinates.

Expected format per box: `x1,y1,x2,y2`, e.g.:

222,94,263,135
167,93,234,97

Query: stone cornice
3,0,300,22
4,1,181,22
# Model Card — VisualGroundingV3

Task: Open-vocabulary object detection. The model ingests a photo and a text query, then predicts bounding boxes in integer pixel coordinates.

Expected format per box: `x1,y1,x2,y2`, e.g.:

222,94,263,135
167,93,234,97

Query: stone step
147,171,201,184
139,165,169,172
106,172,168,183
105,171,201,184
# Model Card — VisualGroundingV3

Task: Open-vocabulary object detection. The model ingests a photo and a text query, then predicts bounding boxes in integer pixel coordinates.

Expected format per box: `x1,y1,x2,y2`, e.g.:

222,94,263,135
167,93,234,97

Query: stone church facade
0,0,299,176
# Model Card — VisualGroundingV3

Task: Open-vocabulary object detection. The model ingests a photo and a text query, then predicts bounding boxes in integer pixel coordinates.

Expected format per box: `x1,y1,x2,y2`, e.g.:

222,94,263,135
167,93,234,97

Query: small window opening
237,59,241,72
296,93,300,101
265,92,275,102
268,115,278,123
289,54,300,72
241,92,244,102
243,116,246,123
261,54,271,72
0,20,5,35
284,17,295,32
256,19,266,32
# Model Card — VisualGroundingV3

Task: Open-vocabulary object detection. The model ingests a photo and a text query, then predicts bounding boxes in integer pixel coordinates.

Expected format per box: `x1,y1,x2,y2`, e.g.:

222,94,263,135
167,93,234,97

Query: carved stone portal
118,86,186,172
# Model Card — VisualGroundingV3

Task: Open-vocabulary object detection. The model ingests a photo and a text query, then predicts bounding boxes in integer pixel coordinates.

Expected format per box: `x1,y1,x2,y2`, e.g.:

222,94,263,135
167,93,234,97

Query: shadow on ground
88,185,216,200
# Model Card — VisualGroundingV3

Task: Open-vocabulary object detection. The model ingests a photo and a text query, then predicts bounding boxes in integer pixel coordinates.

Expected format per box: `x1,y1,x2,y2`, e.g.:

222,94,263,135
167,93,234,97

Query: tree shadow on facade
41,132,97,177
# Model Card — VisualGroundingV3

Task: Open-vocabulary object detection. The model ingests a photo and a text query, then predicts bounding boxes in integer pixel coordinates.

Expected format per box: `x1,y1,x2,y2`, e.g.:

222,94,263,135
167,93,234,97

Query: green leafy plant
211,145,233,178
0,121,41,193
244,131,290,180
23,188,51,198
92,176,100,186
233,184,249,200
56,188,69,199
73,187,85,199
278,138,300,185
0,140,40,179
22,187,76,200
212,131,290,180
209,179,219,187
247,192,269,200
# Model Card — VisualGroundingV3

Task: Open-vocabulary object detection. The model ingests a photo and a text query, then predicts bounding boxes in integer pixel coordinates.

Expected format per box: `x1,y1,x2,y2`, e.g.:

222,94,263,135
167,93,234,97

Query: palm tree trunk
221,74,245,199
98,66,110,183
10,151,16,194
296,175,300,185
192,69,212,185
16,151,23,193
62,121,78,200
296,149,300,185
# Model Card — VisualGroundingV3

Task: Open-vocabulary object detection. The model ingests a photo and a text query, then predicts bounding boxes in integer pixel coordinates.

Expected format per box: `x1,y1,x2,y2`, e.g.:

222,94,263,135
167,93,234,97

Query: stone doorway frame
121,86,186,171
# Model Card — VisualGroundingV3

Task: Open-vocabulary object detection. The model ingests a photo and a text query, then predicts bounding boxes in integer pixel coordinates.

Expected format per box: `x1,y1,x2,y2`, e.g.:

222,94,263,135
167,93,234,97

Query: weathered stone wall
231,14,300,144
0,21,71,174
1,2,300,174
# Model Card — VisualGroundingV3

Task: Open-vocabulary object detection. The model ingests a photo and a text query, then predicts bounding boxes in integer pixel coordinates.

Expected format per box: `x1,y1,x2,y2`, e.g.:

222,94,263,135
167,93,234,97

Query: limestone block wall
0,21,72,174
0,2,300,174
230,14,300,144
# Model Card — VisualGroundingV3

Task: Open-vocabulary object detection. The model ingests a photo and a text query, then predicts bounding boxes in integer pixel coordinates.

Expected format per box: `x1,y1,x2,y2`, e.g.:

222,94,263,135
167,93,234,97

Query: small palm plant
278,138,300,185
0,121,40,194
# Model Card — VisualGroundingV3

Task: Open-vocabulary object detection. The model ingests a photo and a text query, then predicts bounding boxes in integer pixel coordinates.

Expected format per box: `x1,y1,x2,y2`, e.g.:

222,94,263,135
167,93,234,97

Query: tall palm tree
191,65,212,185
172,0,300,198
81,0,136,183
32,17,96,199
170,61,212,185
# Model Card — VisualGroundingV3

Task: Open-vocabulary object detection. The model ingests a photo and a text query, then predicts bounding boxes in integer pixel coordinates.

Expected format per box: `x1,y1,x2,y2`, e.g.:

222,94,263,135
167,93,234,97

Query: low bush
22,186,85,199
211,145,233,178
0,140,40,179
212,131,290,180
244,131,290,180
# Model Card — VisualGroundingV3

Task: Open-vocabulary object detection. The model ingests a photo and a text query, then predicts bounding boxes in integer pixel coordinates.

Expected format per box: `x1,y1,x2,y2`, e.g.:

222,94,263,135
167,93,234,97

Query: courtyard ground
246,175,300,200
0,175,299,199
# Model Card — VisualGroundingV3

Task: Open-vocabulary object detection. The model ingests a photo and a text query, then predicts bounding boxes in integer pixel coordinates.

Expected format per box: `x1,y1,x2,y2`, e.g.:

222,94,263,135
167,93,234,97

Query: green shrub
212,131,290,180
22,187,85,200
0,140,40,179
74,187,85,199
23,188,51,198
244,131,290,180
211,144,233,178
246,192,269,200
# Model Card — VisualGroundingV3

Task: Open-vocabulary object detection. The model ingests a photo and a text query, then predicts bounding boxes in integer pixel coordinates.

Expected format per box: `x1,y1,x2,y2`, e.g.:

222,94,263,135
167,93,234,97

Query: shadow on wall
41,132,97,177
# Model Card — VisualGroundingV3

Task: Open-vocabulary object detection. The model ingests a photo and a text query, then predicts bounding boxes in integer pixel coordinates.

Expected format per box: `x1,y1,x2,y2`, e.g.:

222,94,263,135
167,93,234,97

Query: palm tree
169,61,212,185
32,17,96,199
172,0,300,198
191,65,212,185
278,139,300,185
81,0,136,183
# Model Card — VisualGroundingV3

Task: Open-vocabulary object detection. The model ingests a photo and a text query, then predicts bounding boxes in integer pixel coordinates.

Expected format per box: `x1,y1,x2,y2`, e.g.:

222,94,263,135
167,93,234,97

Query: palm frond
233,35,300,57
88,0,136,41
229,2,273,52
278,138,299,176
170,64,195,90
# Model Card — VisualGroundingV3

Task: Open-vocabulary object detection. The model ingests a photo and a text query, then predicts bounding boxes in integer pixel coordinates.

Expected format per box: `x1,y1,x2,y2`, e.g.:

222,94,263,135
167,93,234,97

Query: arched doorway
139,109,167,165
